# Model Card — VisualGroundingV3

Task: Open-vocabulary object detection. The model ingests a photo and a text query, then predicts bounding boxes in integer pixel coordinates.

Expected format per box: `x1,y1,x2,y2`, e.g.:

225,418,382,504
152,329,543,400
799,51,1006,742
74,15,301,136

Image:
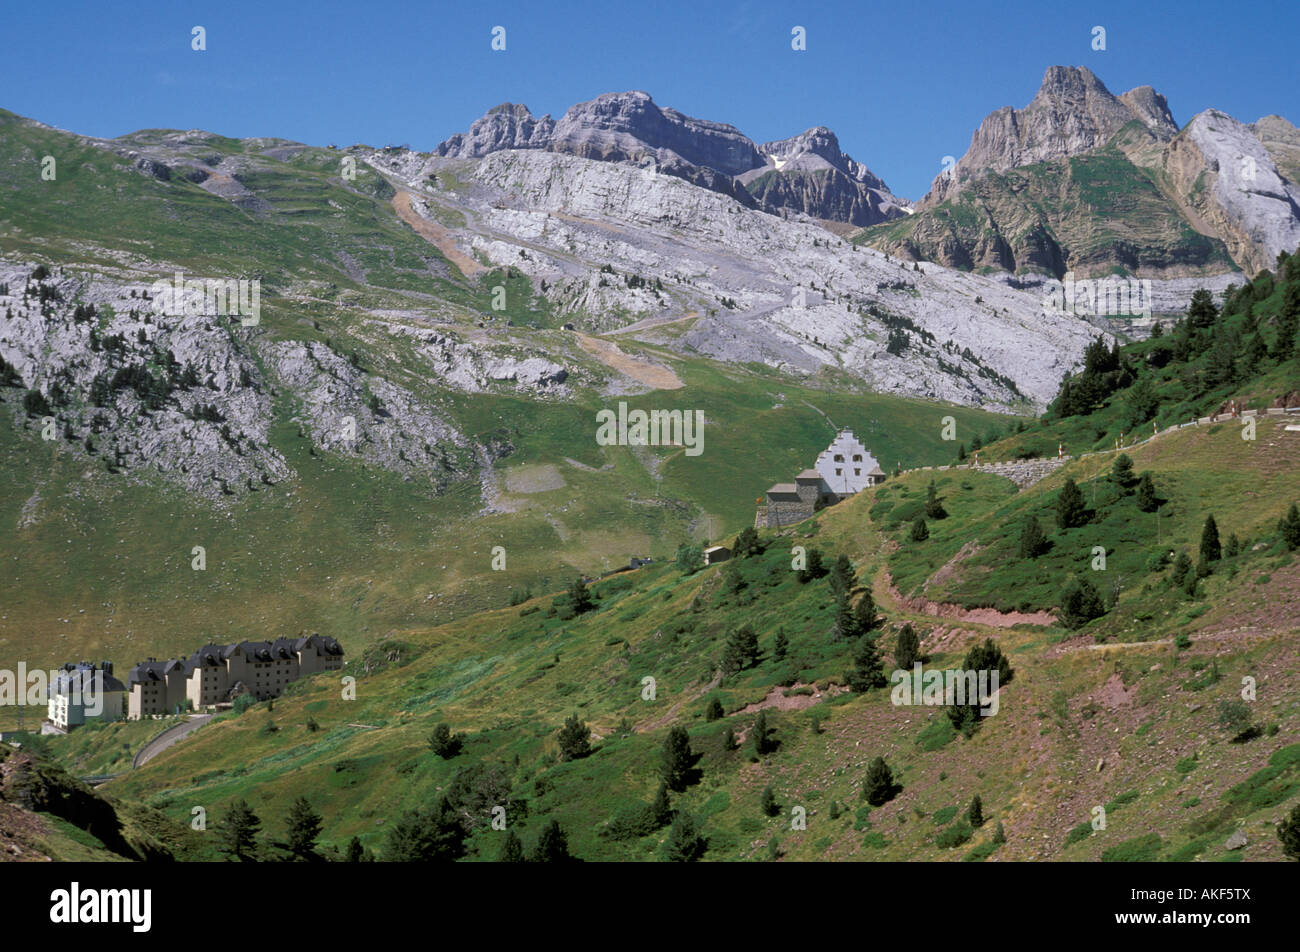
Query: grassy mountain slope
857,136,1237,280
0,355,1002,700
0,106,1010,693
61,406,1297,862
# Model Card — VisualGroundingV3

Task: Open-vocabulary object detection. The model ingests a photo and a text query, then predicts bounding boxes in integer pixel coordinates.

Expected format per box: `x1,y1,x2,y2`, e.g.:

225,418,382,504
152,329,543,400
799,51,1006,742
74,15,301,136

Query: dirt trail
391,189,485,279
734,682,846,715
881,570,1056,628
607,310,700,336
574,333,684,390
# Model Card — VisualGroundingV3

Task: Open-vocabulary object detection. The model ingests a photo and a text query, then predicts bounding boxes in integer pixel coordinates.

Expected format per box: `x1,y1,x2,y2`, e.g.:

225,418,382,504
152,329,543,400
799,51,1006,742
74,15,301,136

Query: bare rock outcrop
926,65,1178,205
1163,109,1300,275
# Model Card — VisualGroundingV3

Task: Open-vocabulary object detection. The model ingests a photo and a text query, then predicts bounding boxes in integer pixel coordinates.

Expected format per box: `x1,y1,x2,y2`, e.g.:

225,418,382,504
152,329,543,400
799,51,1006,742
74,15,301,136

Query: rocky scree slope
370,144,1104,408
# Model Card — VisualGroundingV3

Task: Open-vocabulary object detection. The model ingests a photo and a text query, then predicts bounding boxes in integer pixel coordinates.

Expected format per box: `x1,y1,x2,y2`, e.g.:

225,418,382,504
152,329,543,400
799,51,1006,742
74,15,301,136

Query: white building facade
815,428,884,496
47,662,126,730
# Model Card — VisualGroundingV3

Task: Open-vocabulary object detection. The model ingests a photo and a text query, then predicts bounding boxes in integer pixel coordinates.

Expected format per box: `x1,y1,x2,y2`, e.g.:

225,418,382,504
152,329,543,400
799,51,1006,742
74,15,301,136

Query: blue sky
4,0,1298,199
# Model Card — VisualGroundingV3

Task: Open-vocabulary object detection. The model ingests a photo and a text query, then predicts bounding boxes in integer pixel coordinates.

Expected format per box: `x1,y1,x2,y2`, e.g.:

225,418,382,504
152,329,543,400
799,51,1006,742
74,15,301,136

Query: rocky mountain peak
434,103,554,158
485,102,537,119
549,90,764,176
755,126,891,196
926,65,1177,205
1119,85,1178,137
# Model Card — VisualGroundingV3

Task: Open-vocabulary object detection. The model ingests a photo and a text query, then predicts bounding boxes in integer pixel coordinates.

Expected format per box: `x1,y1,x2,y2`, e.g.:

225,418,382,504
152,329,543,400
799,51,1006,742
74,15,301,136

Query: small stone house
756,428,884,528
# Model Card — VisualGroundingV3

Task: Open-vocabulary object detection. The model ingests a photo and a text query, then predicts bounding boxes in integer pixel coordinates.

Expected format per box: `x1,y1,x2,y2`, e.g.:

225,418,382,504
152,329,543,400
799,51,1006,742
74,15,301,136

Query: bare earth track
574,333,684,390
391,189,485,279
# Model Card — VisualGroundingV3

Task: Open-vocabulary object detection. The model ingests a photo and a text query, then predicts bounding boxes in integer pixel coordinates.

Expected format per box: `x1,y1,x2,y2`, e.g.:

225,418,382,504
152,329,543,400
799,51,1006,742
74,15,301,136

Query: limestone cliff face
466,148,1099,408
434,94,908,225
1162,109,1300,275
548,91,764,176
925,66,1178,206
435,92,764,207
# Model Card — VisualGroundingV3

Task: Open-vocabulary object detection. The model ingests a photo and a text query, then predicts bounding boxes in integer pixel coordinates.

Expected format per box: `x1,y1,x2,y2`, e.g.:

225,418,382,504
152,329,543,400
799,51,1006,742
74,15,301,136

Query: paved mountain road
132,714,214,768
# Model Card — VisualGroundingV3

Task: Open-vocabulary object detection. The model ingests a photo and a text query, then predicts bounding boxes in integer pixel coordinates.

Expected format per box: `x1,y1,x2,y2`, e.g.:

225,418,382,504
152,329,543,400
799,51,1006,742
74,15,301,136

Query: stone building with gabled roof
127,634,344,718
756,428,884,528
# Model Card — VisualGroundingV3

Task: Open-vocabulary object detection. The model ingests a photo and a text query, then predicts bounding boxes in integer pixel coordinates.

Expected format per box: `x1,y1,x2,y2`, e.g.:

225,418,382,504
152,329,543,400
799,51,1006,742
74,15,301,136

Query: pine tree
1055,477,1089,529
910,516,929,541
1018,515,1048,559
924,480,947,519
772,627,789,662
992,821,1006,845
1282,504,1300,551
497,829,525,862
751,710,776,757
722,727,736,751
832,591,855,641
659,811,707,862
649,783,673,828
705,696,725,721
427,722,463,758
556,714,592,761
1187,288,1218,330
863,757,897,806
1225,533,1241,558
828,554,856,596
1279,803,1300,860
734,526,761,558
345,836,365,862
847,635,886,692
660,726,701,792
1123,375,1158,427
1059,576,1107,629
1136,472,1159,512
1171,550,1194,588
967,795,984,828
1241,330,1268,373
760,785,780,817
286,796,322,857
722,561,746,596
1272,292,1298,360
798,547,825,583
963,638,1015,686
1111,453,1134,489
853,591,877,637
721,624,761,675
529,820,577,862
895,624,920,670
22,389,52,417
1200,514,1222,563
220,799,261,861
384,798,467,862
568,576,594,613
